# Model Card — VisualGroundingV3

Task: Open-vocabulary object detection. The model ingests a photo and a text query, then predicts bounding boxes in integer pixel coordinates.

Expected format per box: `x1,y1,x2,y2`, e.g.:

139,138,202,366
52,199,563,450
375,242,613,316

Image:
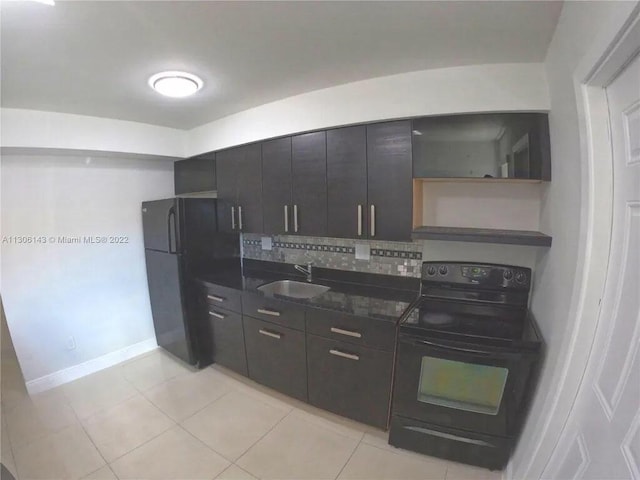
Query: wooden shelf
412,226,552,247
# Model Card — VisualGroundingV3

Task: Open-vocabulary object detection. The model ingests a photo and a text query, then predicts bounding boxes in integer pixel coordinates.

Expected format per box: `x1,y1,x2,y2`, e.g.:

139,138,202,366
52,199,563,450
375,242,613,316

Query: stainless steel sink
257,280,330,299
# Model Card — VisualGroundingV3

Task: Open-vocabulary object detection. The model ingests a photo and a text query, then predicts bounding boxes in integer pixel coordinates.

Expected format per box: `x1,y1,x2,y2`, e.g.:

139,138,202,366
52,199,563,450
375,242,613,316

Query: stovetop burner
399,262,540,347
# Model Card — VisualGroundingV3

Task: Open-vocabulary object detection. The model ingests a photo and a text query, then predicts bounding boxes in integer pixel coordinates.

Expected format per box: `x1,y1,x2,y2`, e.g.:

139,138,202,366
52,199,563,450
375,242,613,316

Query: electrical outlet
66,336,76,350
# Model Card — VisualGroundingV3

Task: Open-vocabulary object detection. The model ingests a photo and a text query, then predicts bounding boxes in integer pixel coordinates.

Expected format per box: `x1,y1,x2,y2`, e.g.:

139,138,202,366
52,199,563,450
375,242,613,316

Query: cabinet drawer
242,292,305,331
307,334,393,428
206,308,247,376
305,308,396,352
243,316,307,401
202,284,242,313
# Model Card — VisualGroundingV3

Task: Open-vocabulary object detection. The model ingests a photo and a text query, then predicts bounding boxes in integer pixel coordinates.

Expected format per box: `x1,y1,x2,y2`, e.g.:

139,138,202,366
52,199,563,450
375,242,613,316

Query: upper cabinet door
236,143,263,233
367,121,413,241
215,147,240,233
174,155,216,195
412,113,551,181
291,132,328,237
327,126,368,239
262,137,293,235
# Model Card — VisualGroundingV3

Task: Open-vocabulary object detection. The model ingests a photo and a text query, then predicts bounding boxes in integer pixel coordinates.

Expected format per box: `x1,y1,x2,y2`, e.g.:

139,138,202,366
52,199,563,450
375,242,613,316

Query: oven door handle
406,338,521,359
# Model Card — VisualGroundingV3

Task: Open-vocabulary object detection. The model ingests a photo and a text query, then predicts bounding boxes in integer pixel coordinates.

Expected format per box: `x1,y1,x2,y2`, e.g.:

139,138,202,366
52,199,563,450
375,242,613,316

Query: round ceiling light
148,71,203,98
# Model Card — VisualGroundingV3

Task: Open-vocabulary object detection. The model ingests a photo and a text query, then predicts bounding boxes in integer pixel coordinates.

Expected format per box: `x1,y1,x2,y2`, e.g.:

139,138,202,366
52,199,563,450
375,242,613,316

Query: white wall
420,182,542,231
187,63,550,156
0,154,174,384
1,108,187,158
509,2,639,478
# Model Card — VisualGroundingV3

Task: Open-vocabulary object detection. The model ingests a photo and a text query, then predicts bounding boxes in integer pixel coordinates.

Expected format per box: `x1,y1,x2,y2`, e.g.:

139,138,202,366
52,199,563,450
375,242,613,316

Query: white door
542,53,640,479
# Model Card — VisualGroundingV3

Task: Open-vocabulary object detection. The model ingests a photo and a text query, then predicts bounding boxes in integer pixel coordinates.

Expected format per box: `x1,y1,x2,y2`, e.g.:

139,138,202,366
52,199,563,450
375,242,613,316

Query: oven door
392,333,535,437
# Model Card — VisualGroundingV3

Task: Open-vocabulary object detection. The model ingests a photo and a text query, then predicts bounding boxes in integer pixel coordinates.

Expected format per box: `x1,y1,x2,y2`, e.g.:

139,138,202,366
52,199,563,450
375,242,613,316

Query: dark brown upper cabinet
412,113,551,181
262,137,293,235
215,144,263,234
174,155,216,195
291,131,328,237
367,120,413,241
326,126,368,239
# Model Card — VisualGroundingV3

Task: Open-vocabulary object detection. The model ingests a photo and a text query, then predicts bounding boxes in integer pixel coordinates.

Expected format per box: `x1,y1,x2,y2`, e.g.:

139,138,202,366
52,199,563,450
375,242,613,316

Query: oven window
418,356,508,415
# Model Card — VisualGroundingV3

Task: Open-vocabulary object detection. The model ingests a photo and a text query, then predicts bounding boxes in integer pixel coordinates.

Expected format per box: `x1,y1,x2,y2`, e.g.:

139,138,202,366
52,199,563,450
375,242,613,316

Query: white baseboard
25,338,158,394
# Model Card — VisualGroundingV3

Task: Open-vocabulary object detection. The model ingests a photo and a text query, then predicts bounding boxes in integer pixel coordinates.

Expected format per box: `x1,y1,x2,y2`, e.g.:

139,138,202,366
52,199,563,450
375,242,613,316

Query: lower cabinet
206,308,248,376
306,333,394,429
243,315,308,402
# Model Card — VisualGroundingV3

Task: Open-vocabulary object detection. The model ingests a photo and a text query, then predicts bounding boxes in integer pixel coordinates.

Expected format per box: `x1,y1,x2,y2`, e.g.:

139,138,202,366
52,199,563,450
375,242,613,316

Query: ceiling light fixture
148,71,203,98
30,0,55,5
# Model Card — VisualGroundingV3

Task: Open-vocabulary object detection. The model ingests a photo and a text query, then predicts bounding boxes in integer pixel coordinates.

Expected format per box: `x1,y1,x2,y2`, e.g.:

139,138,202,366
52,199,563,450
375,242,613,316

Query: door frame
512,4,640,479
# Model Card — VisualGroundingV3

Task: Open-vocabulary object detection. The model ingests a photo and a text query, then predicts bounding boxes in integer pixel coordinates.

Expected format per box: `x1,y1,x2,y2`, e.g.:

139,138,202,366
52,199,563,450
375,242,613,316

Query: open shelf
412,225,552,247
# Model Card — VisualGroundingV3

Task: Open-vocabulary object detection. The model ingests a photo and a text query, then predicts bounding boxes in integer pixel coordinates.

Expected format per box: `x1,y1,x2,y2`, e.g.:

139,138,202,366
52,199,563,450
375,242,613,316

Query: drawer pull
330,327,362,338
208,311,225,319
259,329,282,339
257,308,281,317
370,204,376,237
207,294,225,303
329,349,359,361
284,205,289,233
231,206,236,230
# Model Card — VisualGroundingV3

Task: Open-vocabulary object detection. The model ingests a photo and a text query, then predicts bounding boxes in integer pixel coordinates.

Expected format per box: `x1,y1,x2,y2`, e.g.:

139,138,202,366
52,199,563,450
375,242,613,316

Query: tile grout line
3,384,78,480
226,463,258,480
76,365,196,471
97,415,176,466
332,431,363,480
118,386,235,464
177,388,236,428
173,422,242,478
102,419,179,472
76,408,112,475
64,368,141,423
228,403,296,466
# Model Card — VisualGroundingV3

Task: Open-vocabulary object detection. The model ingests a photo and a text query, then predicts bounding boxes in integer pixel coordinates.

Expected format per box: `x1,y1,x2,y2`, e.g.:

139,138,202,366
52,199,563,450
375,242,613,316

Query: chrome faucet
295,262,314,282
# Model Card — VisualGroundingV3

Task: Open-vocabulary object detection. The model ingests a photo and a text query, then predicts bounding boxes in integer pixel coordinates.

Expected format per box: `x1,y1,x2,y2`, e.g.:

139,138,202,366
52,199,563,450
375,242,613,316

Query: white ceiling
0,1,562,130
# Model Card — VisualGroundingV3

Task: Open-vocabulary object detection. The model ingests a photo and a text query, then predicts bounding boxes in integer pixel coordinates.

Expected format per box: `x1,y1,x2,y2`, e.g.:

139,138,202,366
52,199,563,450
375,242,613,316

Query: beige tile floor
1,348,502,480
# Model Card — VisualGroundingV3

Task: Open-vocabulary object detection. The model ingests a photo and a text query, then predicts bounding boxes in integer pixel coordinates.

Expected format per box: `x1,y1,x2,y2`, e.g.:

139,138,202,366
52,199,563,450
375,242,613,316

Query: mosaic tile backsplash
242,233,423,277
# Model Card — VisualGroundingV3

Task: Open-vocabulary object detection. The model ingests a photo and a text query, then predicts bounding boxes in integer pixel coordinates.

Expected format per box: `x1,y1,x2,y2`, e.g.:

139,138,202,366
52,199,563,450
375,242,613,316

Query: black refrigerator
142,198,239,367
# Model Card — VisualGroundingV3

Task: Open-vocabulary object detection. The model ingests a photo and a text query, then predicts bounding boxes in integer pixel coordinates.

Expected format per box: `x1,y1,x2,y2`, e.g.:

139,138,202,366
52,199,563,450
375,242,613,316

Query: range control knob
426,266,437,276
503,269,514,281
438,265,449,276
515,271,528,284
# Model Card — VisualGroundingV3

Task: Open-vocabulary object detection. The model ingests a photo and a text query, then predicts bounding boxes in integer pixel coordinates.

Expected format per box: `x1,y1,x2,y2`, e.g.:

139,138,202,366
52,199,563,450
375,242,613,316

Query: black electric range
389,262,543,470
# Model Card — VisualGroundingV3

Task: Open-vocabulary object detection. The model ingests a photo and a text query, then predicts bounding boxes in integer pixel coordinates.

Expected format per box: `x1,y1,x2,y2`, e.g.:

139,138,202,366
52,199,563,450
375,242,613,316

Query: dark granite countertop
197,259,420,323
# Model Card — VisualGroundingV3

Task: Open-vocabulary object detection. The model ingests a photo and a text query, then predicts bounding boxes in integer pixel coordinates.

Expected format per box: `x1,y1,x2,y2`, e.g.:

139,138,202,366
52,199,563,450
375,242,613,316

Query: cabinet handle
257,308,281,317
370,204,376,237
284,205,289,233
208,311,226,319
207,294,225,303
231,206,236,230
330,327,362,338
259,328,281,339
238,206,243,230
357,205,363,236
329,349,359,361
293,204,299,233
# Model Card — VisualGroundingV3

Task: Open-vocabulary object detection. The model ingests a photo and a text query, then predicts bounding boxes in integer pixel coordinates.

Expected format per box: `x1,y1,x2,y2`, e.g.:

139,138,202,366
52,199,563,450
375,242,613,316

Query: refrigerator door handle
168,207,177,254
